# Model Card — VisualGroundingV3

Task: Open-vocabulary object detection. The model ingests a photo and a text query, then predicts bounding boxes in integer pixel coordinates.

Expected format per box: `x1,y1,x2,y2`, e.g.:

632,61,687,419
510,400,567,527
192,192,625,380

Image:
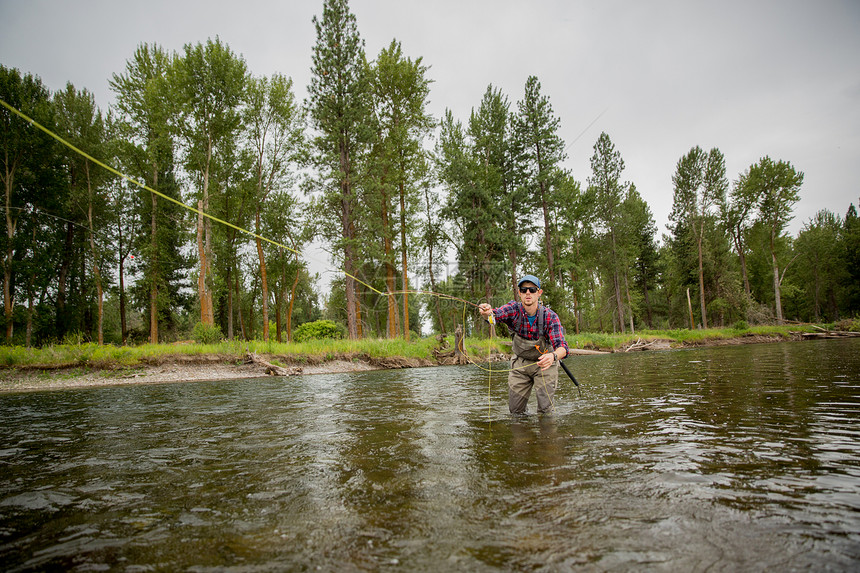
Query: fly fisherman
478,275,569,415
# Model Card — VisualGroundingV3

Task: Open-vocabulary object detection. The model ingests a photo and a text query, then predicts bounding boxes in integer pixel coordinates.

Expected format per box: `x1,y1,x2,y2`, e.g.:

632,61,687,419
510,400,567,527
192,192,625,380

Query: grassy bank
0,324,824,371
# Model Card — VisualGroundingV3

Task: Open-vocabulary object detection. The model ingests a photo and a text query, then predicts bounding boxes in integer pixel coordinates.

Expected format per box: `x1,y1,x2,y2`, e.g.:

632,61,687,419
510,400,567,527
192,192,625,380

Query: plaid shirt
493,301,570,353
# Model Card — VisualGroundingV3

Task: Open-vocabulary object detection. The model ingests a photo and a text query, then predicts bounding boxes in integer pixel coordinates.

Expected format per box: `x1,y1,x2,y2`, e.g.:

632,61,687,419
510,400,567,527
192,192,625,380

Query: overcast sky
2,0,859,245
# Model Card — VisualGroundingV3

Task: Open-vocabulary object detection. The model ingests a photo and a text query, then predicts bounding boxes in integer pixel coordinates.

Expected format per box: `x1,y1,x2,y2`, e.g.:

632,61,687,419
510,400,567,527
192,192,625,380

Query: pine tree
513,76,566,288
308,0,373,339
589,132,628,332
369,40,433,339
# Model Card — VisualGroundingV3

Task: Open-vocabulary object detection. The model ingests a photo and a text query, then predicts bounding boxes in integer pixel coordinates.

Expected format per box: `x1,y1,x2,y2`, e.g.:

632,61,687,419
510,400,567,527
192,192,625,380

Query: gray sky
2,0,859,243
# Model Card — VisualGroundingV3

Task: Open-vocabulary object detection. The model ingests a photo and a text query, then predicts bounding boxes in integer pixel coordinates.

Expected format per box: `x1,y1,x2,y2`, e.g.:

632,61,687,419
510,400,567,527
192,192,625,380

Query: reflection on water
1,339,859,571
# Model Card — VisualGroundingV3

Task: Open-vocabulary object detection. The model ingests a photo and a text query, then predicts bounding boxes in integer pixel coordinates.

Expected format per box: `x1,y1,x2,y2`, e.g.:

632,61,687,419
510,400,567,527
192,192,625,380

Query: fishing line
564,106,609,152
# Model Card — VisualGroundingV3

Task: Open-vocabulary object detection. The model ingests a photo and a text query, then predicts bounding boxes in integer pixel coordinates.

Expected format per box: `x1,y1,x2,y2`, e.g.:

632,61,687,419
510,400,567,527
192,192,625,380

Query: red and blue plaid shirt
493,301,570,353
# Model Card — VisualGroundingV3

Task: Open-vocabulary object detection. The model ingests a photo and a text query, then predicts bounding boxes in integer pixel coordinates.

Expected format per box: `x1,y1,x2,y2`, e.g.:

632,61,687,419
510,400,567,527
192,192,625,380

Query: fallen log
800,331,860,340
244,353,303,376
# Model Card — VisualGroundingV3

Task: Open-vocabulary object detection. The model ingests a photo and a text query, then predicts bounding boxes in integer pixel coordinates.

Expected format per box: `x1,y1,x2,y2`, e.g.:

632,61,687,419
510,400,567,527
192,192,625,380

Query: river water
1,339,859,571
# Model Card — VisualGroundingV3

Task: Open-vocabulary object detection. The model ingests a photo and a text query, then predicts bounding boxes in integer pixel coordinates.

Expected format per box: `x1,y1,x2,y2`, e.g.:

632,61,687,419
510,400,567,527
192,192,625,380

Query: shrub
293,320,345,343
733,320,750,331
192,322,223,344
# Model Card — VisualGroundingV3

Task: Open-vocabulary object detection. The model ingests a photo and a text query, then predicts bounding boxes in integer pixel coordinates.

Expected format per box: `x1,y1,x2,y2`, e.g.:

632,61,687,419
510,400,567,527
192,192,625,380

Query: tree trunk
687,287,696,329
535,142,555,285
383,185,397,338
4,173,16,342
117,204,127,345
643,279,653,328
287,259,299,342
255,208,269,341
197,199,208,325
275,287,283,343
85,163,103,345
236,274,247,340
198,137,215,326
540,181,555,285
56,221,74,339
771,231,783,322
624,271,634,335
423,186,445,335
149,190,158,344
610,228,625,333
26,268,34,348
697,220,708,329
399,180,410,340
335,133,359,339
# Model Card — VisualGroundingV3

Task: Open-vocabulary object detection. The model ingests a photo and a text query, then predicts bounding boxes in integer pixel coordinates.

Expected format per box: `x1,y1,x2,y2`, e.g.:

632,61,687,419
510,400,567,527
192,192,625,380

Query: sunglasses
519,287,538,294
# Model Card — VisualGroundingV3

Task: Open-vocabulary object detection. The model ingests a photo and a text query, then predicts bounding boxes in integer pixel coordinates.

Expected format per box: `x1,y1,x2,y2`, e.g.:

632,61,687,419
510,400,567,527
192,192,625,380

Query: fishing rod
558,357,582,397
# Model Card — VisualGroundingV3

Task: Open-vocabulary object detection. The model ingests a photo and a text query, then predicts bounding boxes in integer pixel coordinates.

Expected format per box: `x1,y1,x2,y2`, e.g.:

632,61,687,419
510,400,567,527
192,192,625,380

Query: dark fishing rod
558,358,582,397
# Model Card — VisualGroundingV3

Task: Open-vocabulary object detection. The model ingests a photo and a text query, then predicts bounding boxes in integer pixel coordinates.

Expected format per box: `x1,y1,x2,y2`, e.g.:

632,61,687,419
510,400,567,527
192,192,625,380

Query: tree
588,132,628,332
844,202,860,313
724,168,761,301
54,83,110,344
669,146,727,329
369,40,433,339
554,172,590,332
111,43,187,344
0,66,58,343
794,210,844,321
172,37,248,327
623,185,659,329
245,73,304,341
747,156,803,322
513,76,566,288
308,0,373,339
437,86,513,334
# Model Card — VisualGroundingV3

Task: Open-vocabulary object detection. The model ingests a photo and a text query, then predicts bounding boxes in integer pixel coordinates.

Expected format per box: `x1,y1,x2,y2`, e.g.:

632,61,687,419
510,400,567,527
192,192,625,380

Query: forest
2,0,859,349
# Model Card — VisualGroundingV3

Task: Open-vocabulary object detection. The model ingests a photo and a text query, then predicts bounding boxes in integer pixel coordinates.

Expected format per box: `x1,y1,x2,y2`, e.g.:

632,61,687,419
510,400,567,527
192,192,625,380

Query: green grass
0,324,819,369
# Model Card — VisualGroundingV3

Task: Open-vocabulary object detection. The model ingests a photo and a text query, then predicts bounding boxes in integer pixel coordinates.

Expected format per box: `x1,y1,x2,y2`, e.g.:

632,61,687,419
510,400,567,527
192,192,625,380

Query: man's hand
478,303,493,319
537,351,555,371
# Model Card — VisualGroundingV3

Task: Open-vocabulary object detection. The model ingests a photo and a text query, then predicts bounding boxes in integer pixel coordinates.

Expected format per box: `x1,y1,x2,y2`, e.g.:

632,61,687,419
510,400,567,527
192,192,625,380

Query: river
1,339,859,571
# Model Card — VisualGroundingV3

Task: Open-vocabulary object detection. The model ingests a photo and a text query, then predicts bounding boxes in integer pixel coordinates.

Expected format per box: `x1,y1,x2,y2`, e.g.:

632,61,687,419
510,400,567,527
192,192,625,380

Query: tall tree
369,39,433,339
0,67,58,343
54,83,109,344
670,146,727,329
795,210,844,321
623,185,659,329
172,37,248,327
110,43,186,344
513,75,566,287
308,0,373,339
588,132,628,332
747,156,803,322
844,202,860,313
245,73,304,341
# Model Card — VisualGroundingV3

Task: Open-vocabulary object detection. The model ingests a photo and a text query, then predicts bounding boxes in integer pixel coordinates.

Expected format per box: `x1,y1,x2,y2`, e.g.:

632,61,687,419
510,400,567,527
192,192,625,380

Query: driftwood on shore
797,331,860,340
244,352,303,376
432,327,469,365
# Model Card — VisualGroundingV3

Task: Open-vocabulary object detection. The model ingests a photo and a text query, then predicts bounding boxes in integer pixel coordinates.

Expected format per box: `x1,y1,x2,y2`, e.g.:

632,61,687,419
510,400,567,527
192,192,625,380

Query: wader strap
511,304,550,361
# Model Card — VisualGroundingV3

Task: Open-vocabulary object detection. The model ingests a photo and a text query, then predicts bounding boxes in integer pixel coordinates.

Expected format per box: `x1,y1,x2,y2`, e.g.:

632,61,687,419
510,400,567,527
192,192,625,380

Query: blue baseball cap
517,275,541,289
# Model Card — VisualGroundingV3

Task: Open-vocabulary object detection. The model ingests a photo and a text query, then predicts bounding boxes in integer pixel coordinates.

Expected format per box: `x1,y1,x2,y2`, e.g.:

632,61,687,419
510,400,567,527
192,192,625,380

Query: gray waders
508,307,558,415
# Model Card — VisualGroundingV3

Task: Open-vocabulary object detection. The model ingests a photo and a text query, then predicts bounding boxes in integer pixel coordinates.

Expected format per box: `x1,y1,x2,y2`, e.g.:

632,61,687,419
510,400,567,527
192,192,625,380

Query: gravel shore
0,358,382,393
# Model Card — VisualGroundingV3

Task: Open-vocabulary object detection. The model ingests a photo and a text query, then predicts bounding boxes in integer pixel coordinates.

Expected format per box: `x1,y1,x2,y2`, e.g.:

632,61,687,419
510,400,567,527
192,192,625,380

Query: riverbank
2,324,847,392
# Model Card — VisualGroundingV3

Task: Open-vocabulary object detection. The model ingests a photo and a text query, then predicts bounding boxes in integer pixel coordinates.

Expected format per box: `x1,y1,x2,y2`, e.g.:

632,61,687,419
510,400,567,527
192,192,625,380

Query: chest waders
508,304,558,414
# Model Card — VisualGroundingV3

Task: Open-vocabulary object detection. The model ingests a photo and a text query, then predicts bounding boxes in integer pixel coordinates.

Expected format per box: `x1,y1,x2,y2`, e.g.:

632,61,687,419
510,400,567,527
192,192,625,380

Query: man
478,275,569,415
